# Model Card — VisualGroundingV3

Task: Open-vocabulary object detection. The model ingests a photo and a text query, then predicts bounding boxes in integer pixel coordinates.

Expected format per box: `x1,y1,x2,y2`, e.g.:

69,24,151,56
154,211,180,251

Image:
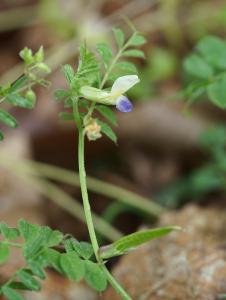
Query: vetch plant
0,26,180,300
0,46,50,140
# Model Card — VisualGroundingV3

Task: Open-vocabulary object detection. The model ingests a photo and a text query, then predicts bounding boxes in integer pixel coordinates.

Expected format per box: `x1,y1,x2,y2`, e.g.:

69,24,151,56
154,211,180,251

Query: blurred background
1,0,226,299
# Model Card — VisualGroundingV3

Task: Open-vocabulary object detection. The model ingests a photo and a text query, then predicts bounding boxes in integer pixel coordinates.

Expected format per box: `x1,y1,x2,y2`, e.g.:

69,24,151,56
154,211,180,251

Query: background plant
0,46,50,140
156,126,226,208
183,35,226,108
156,34,226,208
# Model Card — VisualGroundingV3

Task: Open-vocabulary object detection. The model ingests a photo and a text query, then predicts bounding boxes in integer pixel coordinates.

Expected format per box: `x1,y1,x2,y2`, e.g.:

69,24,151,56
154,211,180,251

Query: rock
103,204,226,300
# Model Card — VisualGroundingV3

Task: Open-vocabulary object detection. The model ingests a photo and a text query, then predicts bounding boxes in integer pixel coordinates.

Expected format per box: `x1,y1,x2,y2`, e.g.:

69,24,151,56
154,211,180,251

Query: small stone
104,204,226,300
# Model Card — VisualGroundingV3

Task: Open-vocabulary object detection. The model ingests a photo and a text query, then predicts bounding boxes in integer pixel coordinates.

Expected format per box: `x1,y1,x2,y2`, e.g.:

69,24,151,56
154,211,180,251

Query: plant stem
72,98,99,258
74,96,133,298
101,264,132,300
78,128,99,259
78,127,133,299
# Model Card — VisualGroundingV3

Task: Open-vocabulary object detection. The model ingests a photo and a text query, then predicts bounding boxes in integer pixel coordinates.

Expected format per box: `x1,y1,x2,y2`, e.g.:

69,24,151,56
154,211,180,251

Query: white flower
80,75,140,112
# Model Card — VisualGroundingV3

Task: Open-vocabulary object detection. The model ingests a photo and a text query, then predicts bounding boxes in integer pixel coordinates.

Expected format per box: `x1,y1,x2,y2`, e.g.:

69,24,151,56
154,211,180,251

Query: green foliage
84,261,107,292
0,46,51,139
62,64,75,84
0,243,10,264
2,286,26,300
183,35,226,108
100,226,181,259
65,238,94,259
184,54,213,79
207,75,226,108
127,33,146,46
0,223,20,240
96,43,113,70
0,109,18,128
113,28,125,49
60,252,84,281
6,94,35,109
157,126,226,208
56,26,145,143
97,120,117,144
111,61,138,80
1,25,179,300
17,270,41,291
197,36,226,69
0,219,109,299
123,49,145,58
95,105,117,126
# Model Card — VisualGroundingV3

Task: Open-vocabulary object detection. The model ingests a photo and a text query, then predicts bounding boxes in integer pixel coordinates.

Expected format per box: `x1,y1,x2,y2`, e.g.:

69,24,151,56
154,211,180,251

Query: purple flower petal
116,95,133,112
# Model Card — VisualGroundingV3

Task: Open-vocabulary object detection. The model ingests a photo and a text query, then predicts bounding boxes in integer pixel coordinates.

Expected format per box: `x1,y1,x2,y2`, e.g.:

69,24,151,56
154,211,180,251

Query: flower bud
19,47,33,65
36,62,51,73
25,89,36,106
34,46,44,62
25,90,36,102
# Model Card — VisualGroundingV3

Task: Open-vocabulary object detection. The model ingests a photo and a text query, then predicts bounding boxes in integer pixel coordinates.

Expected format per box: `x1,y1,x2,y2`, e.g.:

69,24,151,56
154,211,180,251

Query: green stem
78,128,99,259
74,95,133,298
0,68,48,104
73,95,99,258
78,127,133,299
101,264,132,300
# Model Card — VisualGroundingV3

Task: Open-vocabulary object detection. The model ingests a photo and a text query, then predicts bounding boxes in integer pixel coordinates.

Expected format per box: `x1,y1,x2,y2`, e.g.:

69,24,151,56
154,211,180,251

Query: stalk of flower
80,75,140,112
